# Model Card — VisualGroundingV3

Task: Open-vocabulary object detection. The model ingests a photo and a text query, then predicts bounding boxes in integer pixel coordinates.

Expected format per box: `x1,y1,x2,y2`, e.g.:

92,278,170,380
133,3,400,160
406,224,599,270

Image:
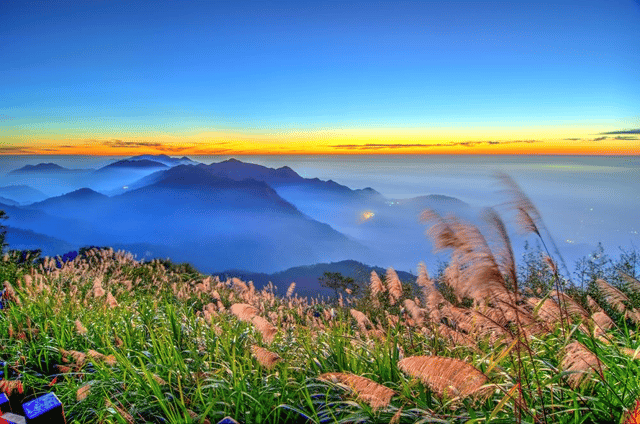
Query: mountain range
0,154,469,278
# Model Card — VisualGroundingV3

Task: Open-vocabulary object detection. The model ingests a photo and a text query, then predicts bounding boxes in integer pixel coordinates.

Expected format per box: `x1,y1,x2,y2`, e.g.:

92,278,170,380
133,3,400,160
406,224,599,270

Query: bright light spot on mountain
360,211,375,223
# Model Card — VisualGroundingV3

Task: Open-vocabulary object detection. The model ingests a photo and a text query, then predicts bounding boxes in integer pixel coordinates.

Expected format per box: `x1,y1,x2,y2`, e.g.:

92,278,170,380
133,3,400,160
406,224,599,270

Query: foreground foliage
1,177,640,423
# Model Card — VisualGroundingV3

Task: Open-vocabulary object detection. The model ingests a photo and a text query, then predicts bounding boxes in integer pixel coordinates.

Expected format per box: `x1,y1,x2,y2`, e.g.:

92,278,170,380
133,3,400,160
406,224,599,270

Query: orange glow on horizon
2,126,638,155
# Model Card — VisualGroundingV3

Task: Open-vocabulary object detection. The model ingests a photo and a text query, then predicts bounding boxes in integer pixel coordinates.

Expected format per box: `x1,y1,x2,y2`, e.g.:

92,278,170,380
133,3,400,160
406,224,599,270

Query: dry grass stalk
350,308,372,332
75,319,88,336
592,311,615,336
60,348,87,366
403,299,424,326
620,272,640,291
398,356,490,401
596,279,629,313
77,384,91,401
106,398,134,424
106,291,118,308
551,290,590,320
561,341,603,388
370,271,385,297
496,173,542,237
251,345,281,370
386,268,403,305
93,277,106,297
230,303,258,322
0,380,24,396
423,211,513,307
286,282,296,297
416,263,435,297
251,315,278,344
621,348,640,360
587,296,602,313
319,372,395,409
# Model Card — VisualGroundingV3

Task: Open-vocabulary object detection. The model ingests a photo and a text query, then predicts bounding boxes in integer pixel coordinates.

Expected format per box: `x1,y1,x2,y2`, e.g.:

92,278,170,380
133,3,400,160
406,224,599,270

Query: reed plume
319,372,395,409
561,341,604,388
370,270,385,296
251,315,278,344
386,267,403,305
230,303,258,322
77,384,91,401
286,282,296,297
251,345,281,370
596,279,629,313
75,319,88,336
398,356,490,400
350,308,372,332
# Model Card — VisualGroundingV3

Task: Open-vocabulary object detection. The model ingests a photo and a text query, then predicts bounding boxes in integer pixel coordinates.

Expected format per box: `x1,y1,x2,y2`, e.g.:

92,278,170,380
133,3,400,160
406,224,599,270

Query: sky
1,0,639,155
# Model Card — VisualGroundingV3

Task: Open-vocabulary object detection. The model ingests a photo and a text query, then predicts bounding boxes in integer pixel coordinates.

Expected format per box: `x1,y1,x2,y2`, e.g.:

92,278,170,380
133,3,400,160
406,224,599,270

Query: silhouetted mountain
27,188,110,218
39,165,368,272
0,202,99,247
0,185,48,204
7,163,84,175
4,226,75,256
97,159,169,171
128,154,198,167
0,196,19,206
205,159,382,200
214,259,416,296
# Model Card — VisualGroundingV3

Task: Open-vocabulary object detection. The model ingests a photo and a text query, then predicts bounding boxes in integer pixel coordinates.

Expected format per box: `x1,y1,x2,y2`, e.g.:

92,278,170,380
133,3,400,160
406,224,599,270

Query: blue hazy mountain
127,154,199,167
214,259,416,296
26,188,110,219
0,196,20,207
16,165,370,272
0,200,99,247
4,226,75,256
7,163,88,175
119,159,471,270
0,157,471,273
0,185,48,204
96,159,169,172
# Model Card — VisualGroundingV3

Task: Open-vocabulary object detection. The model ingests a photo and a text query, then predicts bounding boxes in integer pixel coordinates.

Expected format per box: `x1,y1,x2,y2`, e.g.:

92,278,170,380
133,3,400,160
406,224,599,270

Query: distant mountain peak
126,155,198,167
100,159,169,171
9,163,68,174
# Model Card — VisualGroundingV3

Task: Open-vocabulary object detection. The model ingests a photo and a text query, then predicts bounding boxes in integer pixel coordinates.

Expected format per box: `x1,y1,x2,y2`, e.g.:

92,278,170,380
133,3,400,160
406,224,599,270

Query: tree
319,271,358,297
0,210,7,254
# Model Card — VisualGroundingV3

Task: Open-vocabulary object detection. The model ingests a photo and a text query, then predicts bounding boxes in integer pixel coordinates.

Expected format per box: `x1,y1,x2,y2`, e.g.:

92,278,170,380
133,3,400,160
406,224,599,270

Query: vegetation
1,176,640,424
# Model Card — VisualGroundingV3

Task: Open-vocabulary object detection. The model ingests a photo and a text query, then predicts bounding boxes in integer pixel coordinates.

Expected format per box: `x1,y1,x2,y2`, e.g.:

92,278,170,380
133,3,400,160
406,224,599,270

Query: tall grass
1,179,640,423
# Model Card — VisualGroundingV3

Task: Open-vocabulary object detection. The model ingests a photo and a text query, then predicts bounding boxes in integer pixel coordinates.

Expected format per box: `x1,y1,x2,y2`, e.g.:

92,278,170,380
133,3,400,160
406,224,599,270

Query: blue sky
2,0,639,154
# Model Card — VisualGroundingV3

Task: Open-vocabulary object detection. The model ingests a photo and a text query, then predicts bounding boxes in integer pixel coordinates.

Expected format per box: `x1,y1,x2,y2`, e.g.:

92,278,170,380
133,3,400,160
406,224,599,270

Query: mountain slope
25,165,371,273
214,259,416,296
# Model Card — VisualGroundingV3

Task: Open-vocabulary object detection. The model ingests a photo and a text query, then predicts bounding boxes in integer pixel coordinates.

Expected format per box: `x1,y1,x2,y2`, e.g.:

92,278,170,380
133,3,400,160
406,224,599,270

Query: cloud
612,136,639,140
600,128,640,135
591,136,608,141
563,138,581,141
0,115,15,122
101,139,165,148
0,146,37,154
330,139,541,150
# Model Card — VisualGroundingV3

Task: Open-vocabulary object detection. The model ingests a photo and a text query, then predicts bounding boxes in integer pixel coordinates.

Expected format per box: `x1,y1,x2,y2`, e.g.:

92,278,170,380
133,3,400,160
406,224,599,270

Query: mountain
127,154,198,167
0,196,19,207
4,226,76,256
26,188,111,218
0,202,99,247
214,259,416,296
7,163,84,175
96,159,169,171
0,185,48,204
205,158,382,200
24,165,371,273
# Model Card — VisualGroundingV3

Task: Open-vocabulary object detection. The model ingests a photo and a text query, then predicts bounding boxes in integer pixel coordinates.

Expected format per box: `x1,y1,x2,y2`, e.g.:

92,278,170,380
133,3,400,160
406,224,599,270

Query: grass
1,177,640,423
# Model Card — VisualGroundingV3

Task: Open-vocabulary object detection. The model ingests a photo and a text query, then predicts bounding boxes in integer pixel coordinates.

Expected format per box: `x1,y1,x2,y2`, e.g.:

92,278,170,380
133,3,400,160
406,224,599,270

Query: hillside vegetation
1,177,640,424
